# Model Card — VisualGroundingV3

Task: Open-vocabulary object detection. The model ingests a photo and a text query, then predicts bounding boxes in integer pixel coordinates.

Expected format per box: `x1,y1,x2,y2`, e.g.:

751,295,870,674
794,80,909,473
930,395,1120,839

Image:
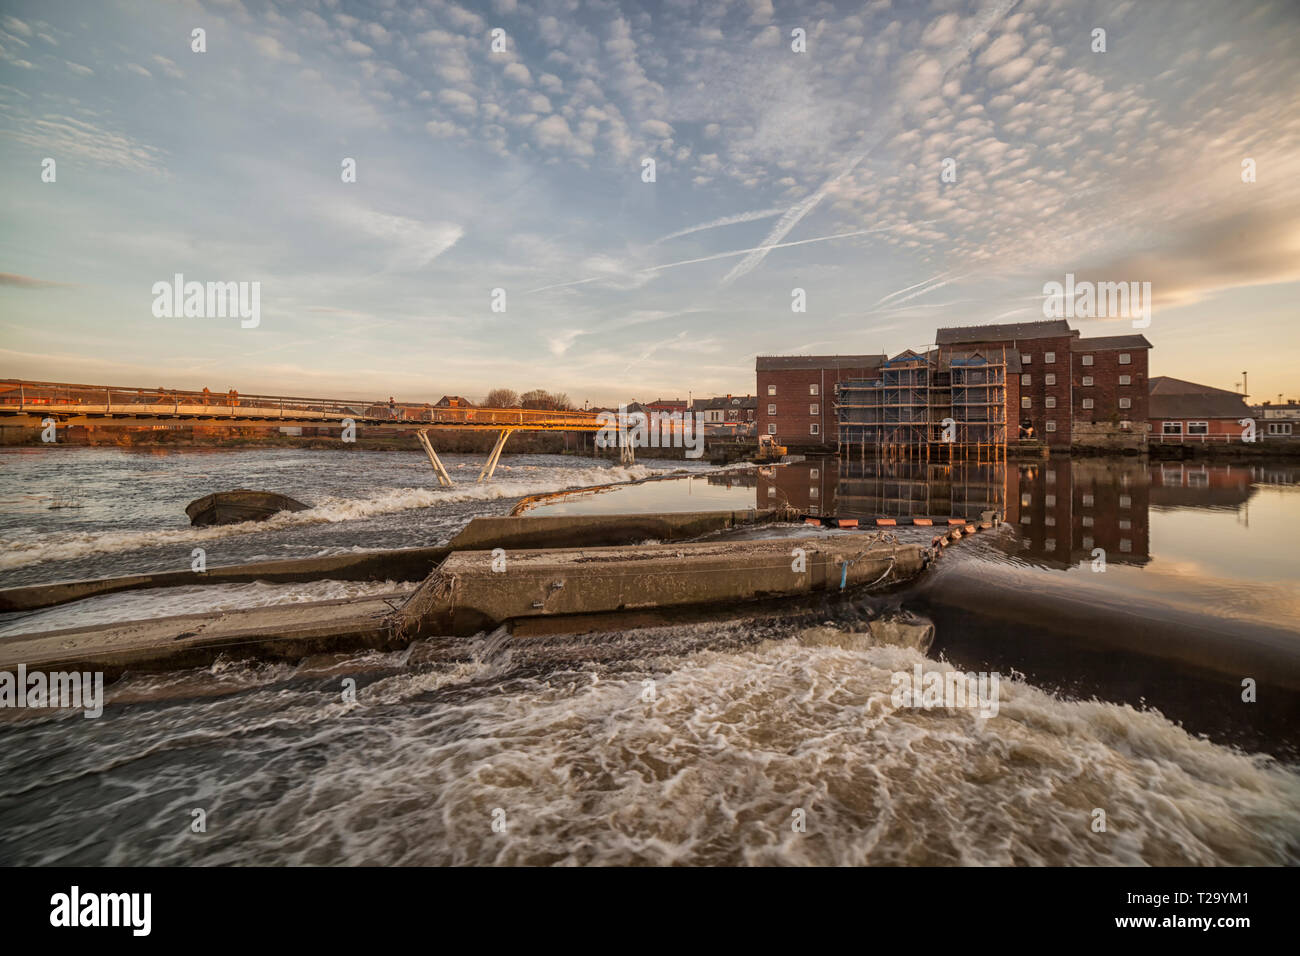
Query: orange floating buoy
913,518,933,526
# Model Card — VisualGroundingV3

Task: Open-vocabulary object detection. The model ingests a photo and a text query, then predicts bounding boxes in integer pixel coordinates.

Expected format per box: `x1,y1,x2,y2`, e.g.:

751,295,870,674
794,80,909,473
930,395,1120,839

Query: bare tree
481,388,519,408
519,389,575,410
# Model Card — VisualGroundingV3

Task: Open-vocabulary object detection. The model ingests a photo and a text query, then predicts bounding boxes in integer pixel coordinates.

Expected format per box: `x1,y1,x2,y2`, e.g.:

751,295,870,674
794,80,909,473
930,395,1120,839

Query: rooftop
756,354,886,372
1148,377,1251,419
935,320,1074,345
1072,334,1152,351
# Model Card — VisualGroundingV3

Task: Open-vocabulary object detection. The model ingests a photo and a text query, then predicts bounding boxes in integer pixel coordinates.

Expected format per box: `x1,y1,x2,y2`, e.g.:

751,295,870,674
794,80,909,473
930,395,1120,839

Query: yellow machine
755,434,787,461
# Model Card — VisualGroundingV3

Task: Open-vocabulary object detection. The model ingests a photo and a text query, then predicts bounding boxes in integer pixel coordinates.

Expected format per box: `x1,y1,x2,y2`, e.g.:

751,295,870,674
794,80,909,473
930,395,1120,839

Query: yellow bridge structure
0,379,631,484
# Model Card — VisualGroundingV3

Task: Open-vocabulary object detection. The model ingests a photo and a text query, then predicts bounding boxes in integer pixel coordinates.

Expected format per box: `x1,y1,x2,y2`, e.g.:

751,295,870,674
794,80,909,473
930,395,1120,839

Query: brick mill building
758,321,1151,454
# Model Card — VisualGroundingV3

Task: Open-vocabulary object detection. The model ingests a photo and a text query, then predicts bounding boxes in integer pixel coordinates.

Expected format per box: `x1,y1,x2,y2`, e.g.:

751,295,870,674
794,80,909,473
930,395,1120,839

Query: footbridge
0,379,634,483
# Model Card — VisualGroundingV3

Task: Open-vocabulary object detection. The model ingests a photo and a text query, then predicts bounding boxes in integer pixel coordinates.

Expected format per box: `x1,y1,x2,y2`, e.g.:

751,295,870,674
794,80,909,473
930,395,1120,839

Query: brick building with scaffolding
831,320,1151,457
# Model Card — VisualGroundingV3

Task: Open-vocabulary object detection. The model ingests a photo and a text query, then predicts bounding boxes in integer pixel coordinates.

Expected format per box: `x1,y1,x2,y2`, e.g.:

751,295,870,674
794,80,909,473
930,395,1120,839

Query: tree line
480,388,575,411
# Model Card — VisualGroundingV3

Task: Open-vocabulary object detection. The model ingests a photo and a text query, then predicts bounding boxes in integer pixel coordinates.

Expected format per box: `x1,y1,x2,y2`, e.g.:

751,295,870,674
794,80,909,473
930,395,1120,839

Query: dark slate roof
1071,334,1152,351
756,354,886,371
692,395,757,411
1148,377,1251,419
935,320,1073,345
941,348,1023,373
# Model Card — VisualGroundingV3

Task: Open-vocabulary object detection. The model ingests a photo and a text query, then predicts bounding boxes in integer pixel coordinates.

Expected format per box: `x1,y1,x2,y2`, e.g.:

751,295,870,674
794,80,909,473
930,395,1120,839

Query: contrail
653,208,786,244
884,273,964,307
721,0,1021,287
527,224,919,294
875,270,955,306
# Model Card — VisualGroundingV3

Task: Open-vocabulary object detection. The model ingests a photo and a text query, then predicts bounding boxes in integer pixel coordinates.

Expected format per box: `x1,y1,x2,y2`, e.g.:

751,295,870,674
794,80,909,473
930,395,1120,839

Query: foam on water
0,464,659,571
1,623,1295,866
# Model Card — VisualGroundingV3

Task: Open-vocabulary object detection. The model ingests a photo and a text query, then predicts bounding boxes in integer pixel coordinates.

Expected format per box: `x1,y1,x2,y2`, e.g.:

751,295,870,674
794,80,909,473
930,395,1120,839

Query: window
1188,421,1208,435
808,504,819,515
1045,494,1056,507
767,424,777,435
1045,397,1056,408
1162,421,1182,435
1268,422,1294,435
1120,420,1132,430
1082,494,1094,506
1045,538,1056,551
1045,351,1056,363
1020,493,1032,506
1082,535,1094,550
768,486,777,496
809,404,819,415
1119,538,1132,553
1118,375,1131,386
1046,421,1057,432
1119,397,1132,409
1020,515,1032,525
809,487,818,498
768,403,776,415
1082,376,1094,386
1021,397,1032,408
1082,515,1094,528
810,468,820,479
809,423,820,435
809,384,819,396
1119,353,1131,365
1021,353,1032,364
1081,355,1094,366
1045,373,1056,386
1021,374,1031,386
767,385,776,396
1045,516,1056,527
1119,519,1131,530
1119,495,1131,508
1082,398,1094,410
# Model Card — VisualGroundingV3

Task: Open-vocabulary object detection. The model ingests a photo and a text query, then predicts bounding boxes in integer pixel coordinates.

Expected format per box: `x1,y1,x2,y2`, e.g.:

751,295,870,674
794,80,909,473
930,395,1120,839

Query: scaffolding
837,348,1007,460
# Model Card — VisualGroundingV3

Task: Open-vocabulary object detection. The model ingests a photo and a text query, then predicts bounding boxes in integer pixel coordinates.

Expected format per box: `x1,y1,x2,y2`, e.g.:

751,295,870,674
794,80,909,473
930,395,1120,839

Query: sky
1,0,1298,407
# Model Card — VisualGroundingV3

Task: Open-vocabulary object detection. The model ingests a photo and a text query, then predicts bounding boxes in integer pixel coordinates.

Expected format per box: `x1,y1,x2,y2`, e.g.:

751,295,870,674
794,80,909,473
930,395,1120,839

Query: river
0,447,1297,865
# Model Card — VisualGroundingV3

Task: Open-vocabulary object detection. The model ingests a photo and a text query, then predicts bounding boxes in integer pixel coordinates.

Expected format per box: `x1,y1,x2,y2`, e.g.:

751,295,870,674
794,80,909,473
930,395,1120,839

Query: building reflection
755,456,1158,568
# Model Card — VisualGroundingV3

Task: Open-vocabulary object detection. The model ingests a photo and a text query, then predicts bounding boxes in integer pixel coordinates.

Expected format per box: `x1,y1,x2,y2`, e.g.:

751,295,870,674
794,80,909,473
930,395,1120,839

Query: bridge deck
0,380,603,431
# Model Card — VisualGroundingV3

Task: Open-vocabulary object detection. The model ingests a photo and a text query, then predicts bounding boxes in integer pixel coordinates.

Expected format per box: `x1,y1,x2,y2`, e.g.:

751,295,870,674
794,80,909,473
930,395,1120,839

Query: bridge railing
0,379,600,426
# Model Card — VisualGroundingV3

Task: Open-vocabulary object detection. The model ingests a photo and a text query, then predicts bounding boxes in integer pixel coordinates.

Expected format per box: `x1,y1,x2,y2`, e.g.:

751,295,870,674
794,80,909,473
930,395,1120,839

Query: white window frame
1021,374,1031,386
1081,354,1094,366
809,383,819,396
767,385,776,396
1119,397,1132,409
1045,421,1056,432
809,423,820,436
1045,351,1055,363
1045,373,1056,386
1118,374,1131,386
767,403,776,416
1119,353,1131,365
1162,421,1182,435
1187,421,1209,435
1045,396,1056,408
1082,398,1094,410
809,403,819,416
767,423,777,435
1021,396,1032,408
1021,353,1032,365
1082,376,1094,386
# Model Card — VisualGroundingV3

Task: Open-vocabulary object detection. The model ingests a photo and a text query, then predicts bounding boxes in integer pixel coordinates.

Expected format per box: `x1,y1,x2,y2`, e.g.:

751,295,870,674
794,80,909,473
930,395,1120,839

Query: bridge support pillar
417,429,454,488
620,438,635,467
477,429,514,483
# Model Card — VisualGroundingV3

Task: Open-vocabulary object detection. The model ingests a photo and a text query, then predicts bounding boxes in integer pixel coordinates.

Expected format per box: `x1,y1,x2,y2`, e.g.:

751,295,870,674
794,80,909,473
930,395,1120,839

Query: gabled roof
756,354,887,371
692,395,757,411
1148,377,1250,419
1072,334,1152,351
936,320,1074,345
435,395,475,407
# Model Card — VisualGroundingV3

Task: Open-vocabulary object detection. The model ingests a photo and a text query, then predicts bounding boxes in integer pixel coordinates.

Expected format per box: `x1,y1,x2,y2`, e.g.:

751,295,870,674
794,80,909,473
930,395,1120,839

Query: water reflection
755,458,1300,570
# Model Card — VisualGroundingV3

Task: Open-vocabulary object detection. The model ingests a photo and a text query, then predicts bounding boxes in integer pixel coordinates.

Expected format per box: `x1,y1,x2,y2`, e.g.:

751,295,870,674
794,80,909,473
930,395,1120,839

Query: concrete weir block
394,534,928,638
